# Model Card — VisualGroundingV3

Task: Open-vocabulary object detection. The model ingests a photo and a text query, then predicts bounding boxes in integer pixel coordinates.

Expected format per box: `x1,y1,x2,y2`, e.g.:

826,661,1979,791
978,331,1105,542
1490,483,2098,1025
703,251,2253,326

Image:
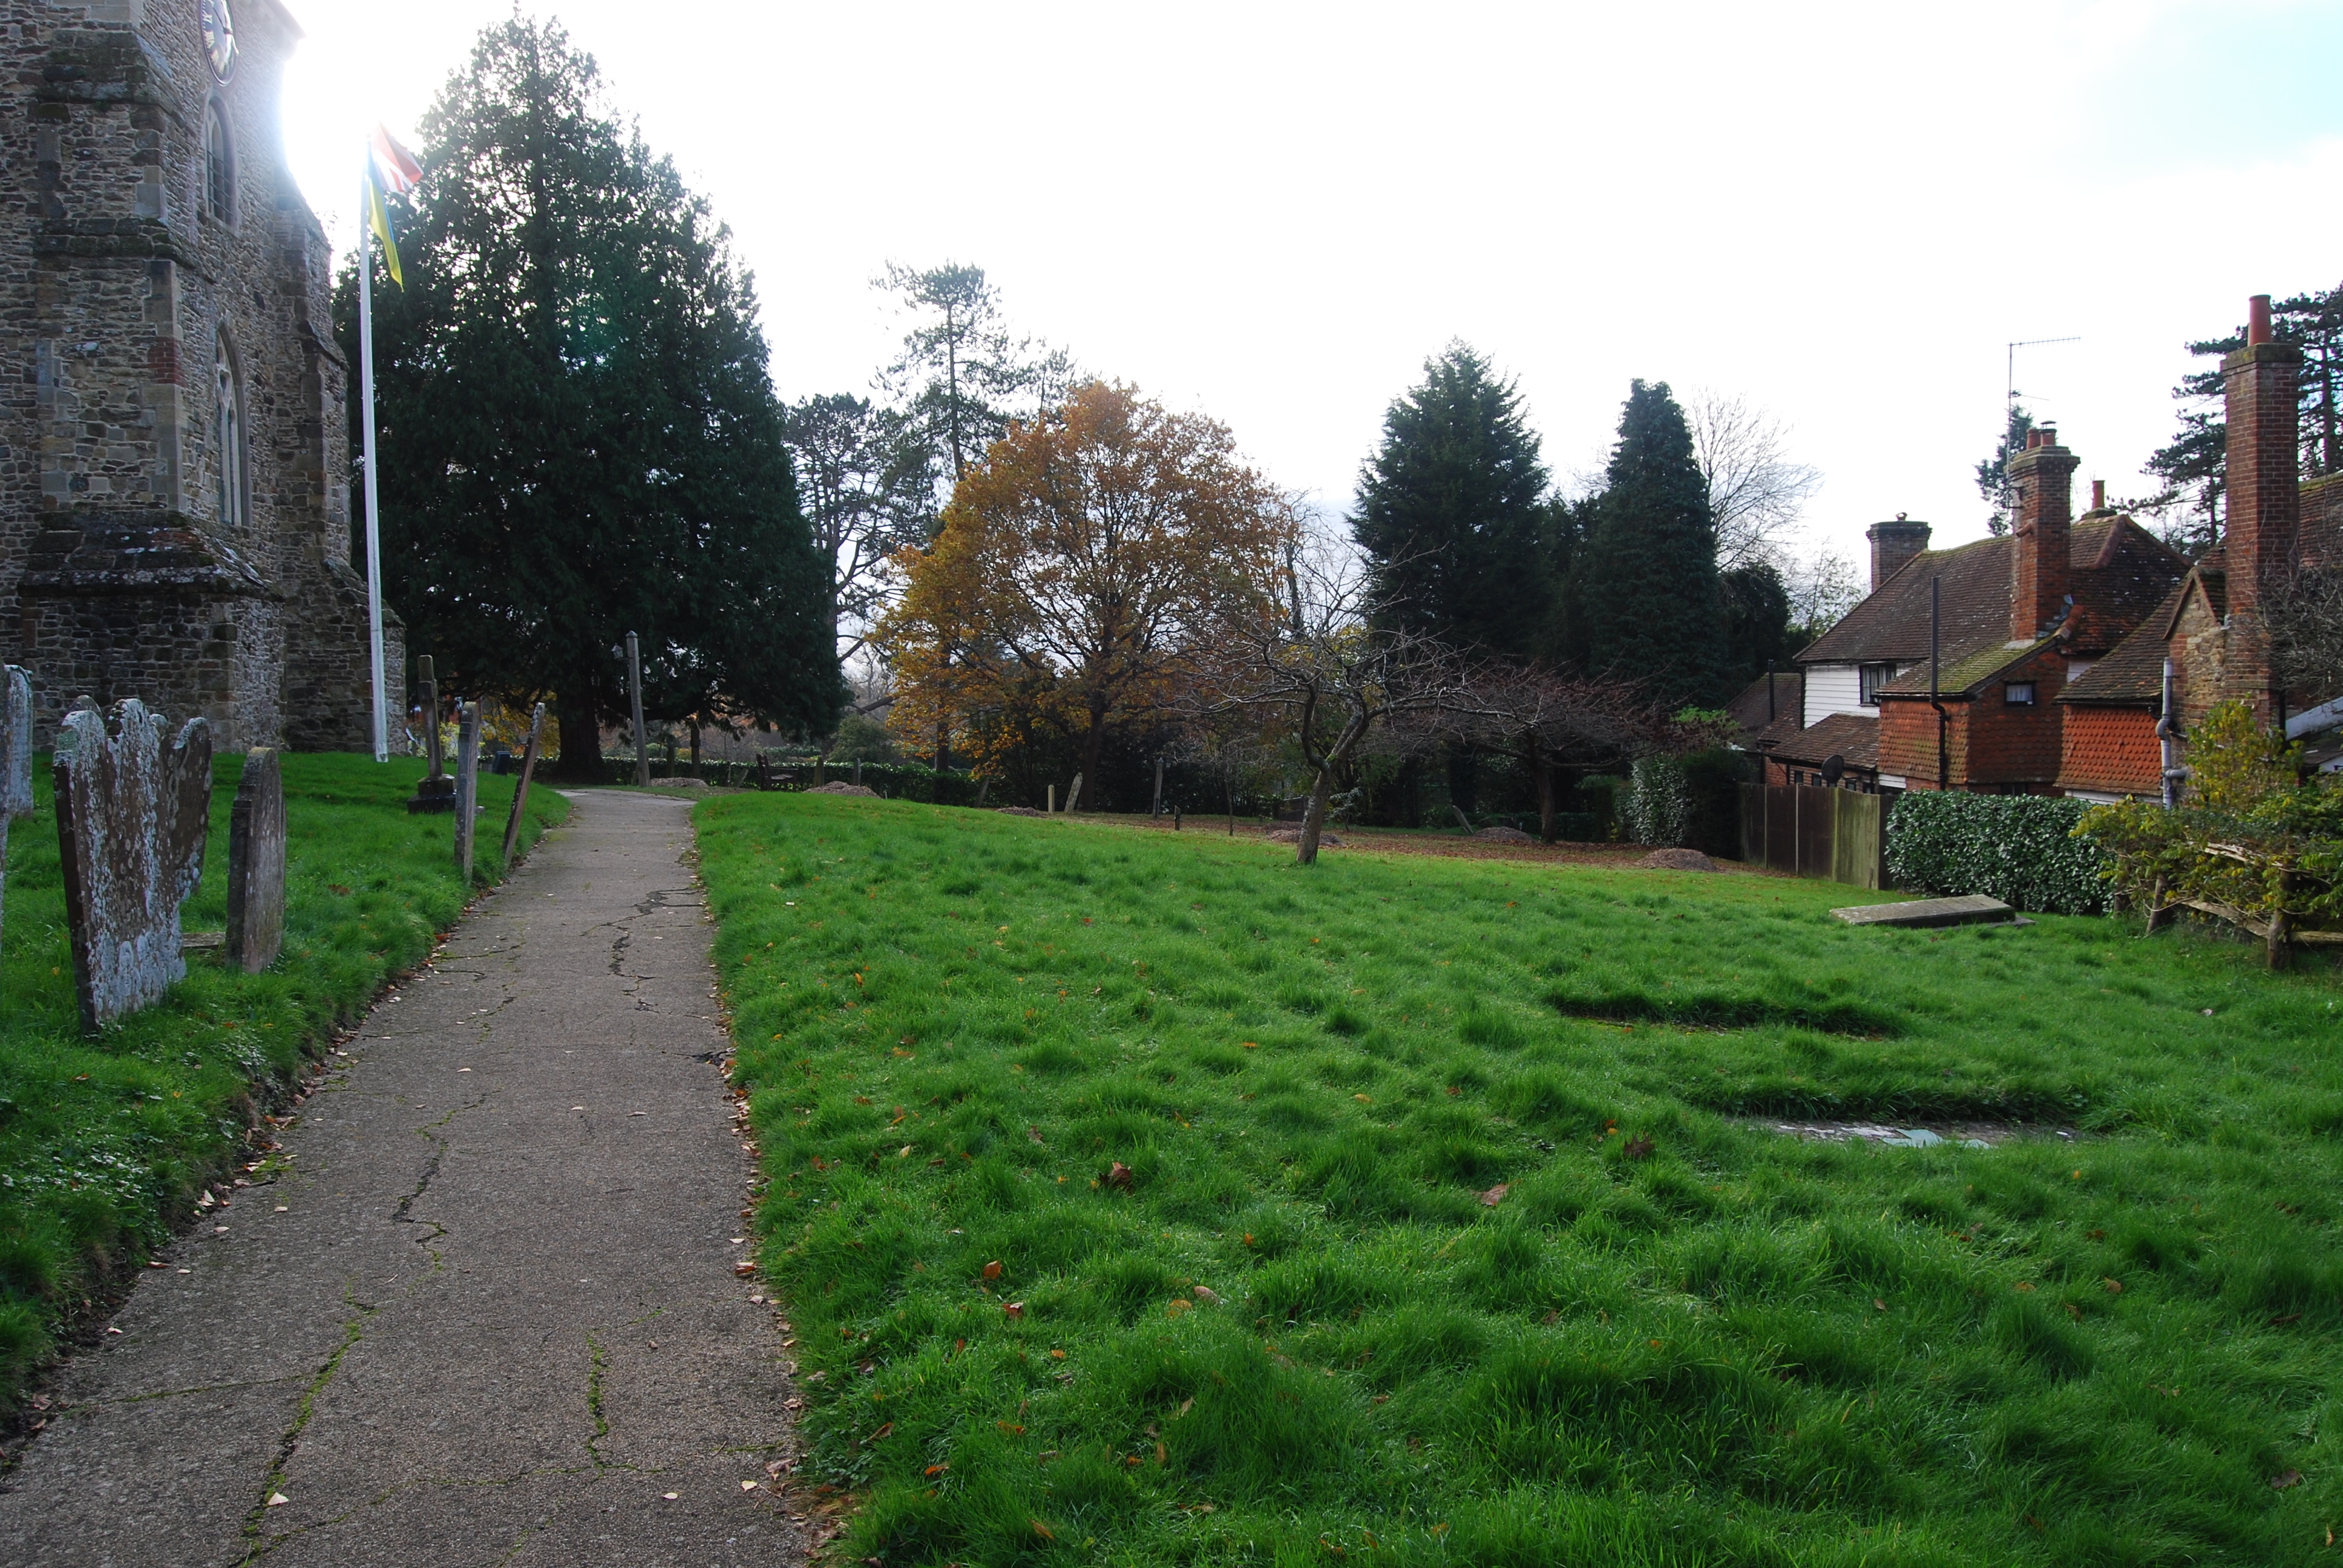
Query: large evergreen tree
339,19,839,774
1351,344,1552,661
1577,380,1728,709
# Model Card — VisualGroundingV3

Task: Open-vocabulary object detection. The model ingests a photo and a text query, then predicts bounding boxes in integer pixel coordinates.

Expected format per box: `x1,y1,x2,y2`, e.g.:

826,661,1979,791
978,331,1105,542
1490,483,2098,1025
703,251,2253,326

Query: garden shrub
1622,749,1743,855
1886,791,2109,913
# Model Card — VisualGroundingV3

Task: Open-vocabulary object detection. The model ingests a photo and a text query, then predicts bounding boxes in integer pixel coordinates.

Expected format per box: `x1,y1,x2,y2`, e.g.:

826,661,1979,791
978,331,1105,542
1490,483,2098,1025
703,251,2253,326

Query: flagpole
358,163,389,763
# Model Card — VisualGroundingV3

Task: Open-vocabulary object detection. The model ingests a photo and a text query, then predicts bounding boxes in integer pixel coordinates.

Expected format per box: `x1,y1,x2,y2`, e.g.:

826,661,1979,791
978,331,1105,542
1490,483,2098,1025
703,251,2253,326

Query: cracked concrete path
0,790,801,1567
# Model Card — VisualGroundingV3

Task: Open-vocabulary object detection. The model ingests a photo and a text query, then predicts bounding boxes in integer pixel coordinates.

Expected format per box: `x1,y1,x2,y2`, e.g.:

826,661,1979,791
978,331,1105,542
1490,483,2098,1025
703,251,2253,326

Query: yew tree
880,382,1289,798
341,19,839,774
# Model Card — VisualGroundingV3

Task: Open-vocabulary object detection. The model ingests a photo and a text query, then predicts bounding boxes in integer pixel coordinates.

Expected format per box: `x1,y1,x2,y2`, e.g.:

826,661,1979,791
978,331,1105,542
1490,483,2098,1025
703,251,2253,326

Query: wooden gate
1738,783,1888,889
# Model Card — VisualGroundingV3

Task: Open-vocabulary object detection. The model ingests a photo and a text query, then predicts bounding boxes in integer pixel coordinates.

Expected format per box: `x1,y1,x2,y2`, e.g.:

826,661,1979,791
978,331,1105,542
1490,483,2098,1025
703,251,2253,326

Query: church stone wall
0,0,395,750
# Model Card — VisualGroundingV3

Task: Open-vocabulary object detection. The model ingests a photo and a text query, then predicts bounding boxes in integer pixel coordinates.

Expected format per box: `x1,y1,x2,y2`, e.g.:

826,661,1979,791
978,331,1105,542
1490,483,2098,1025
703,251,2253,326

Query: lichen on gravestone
226,746,284,973
53,699,213,1032
0,665,34,952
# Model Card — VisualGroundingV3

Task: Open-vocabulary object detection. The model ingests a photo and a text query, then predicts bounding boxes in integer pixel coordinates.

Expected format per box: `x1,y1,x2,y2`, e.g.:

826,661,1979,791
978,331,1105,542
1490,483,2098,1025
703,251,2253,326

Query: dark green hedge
1885,792,2109,914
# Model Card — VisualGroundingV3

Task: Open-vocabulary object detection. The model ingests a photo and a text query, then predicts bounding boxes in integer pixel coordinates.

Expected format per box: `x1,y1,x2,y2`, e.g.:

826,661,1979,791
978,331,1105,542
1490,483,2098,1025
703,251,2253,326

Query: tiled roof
1797,515,2186,678
1725,670,1803,740
1764,712,1880,771
1876,637,2045,701
2060,581,2188,706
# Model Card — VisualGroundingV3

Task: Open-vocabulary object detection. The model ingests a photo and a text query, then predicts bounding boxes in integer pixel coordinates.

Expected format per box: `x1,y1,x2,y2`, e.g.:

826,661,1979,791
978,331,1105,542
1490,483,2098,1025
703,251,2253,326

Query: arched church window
203,100,235,224
215,339,247,530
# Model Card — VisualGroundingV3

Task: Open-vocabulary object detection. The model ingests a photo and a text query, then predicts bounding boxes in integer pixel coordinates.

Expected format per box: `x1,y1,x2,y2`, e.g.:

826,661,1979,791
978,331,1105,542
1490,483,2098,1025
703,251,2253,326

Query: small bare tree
1204,534,1469,866
1440,664,1675,839
2266,566,2343,705
1688,390,1824,575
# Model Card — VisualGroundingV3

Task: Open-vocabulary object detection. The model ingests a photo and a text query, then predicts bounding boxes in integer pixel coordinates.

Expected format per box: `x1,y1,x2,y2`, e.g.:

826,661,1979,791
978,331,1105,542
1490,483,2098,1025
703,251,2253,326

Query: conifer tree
1577,380,1728,708
339,19,840,774
1352,345,1552,661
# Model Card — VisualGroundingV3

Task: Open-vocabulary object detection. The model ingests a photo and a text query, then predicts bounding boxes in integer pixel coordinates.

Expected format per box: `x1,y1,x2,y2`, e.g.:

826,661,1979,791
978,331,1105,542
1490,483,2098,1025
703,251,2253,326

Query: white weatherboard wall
1804,664,1865,726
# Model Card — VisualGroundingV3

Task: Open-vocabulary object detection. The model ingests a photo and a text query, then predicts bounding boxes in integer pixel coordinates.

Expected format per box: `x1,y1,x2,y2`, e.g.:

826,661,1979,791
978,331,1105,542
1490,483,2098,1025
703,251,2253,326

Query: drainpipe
2156,658,2185,809
1930,576,1950,791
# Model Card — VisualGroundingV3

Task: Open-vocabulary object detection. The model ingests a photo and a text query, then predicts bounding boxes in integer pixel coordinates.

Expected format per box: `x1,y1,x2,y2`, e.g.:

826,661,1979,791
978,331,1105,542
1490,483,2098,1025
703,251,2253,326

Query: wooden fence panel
1830,789,1886,890
1740,781,1889,888
1795,788,1833,878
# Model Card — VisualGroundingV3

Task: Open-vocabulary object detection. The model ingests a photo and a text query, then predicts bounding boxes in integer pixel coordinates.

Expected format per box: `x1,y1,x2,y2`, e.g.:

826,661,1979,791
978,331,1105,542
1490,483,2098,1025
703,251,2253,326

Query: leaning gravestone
226,746,284,973
0,665,33,950
453,701,480,880
500,701,546,868
53,700,212,1032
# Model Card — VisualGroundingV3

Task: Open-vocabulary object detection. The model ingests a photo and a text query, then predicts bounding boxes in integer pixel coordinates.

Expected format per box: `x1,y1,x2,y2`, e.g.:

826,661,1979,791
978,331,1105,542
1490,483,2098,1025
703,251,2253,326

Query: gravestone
0,666,33,950
500,702,546,867
407,655,455,814
1065,773,1083,813
53,700,212,1032
454,701,481,880
226,747,285,973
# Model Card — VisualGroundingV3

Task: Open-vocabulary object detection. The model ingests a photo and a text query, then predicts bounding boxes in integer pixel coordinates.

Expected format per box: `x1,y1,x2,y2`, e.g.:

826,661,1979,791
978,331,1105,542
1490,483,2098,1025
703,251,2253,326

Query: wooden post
501,701,546,867
2269,867,2298,970
2145,875,2174,934
1047,784,1055,815
454,701,481,880
1152,755,1165,819
624,631,648,788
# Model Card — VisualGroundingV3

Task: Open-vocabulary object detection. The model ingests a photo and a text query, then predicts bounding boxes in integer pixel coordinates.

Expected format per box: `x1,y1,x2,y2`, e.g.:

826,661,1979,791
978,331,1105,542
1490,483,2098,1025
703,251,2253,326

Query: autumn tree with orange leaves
878,382,1291,801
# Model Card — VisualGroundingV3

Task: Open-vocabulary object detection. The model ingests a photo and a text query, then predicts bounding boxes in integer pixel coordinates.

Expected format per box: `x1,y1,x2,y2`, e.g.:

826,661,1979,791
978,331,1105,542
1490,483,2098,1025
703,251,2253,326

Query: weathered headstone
1066,772,1084,814
408,655,454,814
0,665,34,950
226,746,284,973
626,630,649,788
500,701,546,867
454,700,481,880
53,700,212,1032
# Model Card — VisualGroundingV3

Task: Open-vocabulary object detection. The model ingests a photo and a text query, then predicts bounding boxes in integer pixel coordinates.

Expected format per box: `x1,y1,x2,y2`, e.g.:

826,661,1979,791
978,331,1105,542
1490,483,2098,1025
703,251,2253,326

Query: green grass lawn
0,754,568,1416
701,794,2343,1567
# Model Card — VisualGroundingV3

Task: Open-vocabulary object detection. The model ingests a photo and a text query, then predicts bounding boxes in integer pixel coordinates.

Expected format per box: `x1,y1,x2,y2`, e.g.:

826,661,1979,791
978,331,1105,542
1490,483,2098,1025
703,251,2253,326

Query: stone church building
1,0,391,749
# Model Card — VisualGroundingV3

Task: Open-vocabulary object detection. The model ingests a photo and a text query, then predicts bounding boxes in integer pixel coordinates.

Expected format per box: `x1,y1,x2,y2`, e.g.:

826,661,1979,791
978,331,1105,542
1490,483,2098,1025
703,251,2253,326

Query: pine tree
1351,344,1552,662
338,19,840,774
1577,380,1728,709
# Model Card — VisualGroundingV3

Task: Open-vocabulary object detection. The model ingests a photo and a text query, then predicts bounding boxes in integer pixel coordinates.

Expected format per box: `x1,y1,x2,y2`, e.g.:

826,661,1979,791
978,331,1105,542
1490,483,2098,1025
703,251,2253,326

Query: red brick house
2056,296,2343,800
1757,460,2186,795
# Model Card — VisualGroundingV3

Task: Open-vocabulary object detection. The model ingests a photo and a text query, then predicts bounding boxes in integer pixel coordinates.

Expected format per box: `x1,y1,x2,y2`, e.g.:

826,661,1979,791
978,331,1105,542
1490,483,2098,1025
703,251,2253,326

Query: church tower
0,0,397,748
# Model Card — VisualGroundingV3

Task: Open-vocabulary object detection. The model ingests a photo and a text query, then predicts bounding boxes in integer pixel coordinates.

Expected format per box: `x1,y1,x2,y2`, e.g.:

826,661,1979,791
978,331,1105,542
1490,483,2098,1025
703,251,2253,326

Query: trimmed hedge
1886,792,2109,913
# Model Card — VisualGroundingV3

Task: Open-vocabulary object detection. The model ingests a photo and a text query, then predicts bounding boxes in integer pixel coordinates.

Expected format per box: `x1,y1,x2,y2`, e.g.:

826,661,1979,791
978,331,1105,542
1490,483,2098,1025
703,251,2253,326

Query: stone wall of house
0,0,392,748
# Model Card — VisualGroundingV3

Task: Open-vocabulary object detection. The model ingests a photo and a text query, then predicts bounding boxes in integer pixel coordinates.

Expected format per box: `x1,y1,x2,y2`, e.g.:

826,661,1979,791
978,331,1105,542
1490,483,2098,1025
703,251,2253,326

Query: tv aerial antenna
1999,336,2082,528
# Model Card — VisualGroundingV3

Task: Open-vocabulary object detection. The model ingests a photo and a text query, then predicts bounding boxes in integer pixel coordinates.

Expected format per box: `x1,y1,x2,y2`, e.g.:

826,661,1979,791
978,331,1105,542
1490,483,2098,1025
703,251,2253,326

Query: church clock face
200,0,237,83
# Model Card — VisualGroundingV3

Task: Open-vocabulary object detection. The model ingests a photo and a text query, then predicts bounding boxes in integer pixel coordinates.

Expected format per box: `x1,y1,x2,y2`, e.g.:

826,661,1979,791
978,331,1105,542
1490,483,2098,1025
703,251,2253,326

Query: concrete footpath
0,790,803,1567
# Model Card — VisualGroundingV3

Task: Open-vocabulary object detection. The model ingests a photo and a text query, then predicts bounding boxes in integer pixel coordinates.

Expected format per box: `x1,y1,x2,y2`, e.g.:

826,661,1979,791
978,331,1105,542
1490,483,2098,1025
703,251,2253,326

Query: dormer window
203,100,235,224
1858,662,1896,705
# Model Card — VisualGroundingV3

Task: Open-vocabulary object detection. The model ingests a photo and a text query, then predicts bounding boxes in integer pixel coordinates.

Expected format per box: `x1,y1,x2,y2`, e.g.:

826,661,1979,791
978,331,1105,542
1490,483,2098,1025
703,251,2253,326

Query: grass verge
702,794,2341,1567
0,754,567,1419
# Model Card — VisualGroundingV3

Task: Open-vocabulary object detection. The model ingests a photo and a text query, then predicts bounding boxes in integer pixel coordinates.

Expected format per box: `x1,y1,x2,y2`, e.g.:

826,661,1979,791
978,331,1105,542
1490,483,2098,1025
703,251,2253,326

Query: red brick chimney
1866,514,1931,590
2007,422,2076,641
2222,293,2301,619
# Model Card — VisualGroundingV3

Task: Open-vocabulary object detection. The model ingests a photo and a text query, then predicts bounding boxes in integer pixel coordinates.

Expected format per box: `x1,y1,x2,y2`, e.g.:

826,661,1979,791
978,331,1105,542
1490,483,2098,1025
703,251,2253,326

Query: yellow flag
365,168,402,288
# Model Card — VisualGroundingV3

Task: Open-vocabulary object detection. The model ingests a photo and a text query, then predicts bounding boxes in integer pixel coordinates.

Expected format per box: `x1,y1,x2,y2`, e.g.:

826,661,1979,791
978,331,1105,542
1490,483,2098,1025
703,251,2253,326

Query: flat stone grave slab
1831,893,2018,929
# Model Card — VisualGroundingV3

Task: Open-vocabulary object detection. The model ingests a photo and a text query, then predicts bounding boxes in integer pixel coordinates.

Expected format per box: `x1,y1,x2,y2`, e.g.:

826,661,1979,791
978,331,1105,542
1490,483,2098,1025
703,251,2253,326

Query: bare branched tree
1201,532,1470,865
2266,566,2343,705
1783,546,1864,640
1688,390,1823,575
1439,664,1676,840
783,393,932,670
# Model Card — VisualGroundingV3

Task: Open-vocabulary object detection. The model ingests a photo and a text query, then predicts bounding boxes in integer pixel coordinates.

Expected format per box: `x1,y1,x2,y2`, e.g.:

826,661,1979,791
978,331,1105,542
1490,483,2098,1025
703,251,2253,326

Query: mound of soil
995,806,1047,817
808,782,880,797
1473,825,1537,844
1639,848,1719,872
1265,828,1343,848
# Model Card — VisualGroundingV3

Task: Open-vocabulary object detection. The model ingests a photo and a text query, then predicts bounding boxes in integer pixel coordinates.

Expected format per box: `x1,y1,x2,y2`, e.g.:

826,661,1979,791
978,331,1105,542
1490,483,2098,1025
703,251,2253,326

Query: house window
1859,663,1896,705
203,100,235,223
2004,681,2036,705
215,339,247,530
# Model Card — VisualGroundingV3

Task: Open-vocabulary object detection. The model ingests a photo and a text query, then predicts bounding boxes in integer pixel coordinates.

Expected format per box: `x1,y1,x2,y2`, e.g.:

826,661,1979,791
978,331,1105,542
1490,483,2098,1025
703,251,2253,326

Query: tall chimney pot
2249,294,2273,346
2091,479,2105,511
2007,425,2076,641
1866,517,1932,592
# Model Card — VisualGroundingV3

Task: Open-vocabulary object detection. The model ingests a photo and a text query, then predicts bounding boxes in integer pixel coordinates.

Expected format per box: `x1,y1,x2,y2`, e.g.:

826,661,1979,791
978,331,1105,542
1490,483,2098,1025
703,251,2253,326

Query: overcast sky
279,1,2343,570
